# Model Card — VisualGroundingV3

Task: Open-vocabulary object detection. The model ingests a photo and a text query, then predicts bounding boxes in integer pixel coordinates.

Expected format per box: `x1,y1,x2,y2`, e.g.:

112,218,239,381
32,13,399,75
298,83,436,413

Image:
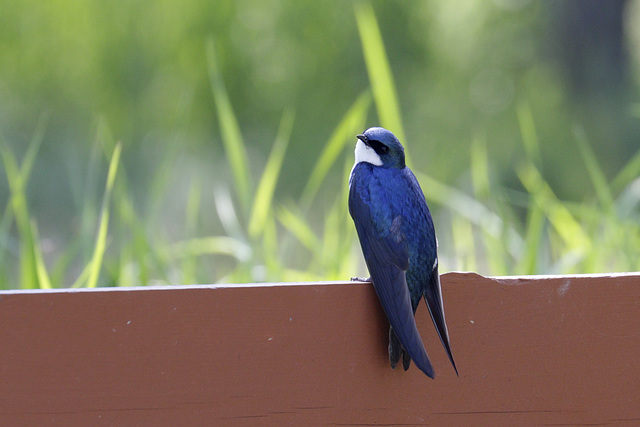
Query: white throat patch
354,140,383,166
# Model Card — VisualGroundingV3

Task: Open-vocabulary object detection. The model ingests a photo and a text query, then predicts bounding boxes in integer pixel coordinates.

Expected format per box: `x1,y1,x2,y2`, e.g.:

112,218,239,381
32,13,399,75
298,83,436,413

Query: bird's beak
356,134,368,145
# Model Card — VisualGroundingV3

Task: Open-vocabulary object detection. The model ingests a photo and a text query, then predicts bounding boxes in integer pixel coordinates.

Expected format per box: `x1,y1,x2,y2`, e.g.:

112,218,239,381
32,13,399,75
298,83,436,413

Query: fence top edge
485,271,640,281
0,280,358,295
0,271,638,295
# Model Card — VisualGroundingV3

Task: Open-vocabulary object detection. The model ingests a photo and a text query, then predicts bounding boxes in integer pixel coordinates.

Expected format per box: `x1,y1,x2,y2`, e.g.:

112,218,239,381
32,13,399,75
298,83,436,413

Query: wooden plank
1,272,639,425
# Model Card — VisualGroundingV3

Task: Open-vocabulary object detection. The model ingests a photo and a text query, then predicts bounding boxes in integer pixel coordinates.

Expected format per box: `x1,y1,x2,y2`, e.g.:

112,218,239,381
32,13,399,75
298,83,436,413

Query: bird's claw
350,276,371,282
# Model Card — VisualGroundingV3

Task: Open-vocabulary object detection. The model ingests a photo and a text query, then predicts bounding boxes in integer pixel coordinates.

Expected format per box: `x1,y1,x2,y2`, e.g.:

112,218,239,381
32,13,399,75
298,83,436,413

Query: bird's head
355,127,405,169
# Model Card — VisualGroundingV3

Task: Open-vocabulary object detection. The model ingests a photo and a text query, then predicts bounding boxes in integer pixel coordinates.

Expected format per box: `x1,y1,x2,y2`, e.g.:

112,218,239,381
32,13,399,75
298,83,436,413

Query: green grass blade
75,123,105,264
415,171,503,238
355,2,406,144
276,204,320,254
301,91,371,207
0,202,14,275
0,175,15,279
206,38,252,214
319,185,359,279
0,144,37,288
517,101,541,166
0,117,48,287
114,187,167,286
248,110,294,238
517,162,591,255
261,214,281,280
515,201,545,275
20,113,49,178
573,125,614,210
50,236,82,288
85,142,122,288
95,114,175,286
30,220,52,289
213,184,245,240
182,177,202,284
611,146,640,195
70,261,93,289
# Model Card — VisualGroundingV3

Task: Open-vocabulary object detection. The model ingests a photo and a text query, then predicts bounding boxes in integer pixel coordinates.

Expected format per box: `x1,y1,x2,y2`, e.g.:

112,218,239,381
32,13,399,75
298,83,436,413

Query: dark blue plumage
348,127,457,379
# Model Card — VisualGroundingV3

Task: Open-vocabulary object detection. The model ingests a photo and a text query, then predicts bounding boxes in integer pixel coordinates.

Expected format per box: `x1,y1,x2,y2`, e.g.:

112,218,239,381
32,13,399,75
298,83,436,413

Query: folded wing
349,186,435,378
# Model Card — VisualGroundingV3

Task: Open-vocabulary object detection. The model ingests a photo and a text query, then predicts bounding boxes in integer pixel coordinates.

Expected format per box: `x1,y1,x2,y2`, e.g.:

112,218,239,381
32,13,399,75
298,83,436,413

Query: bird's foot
350,276,371,282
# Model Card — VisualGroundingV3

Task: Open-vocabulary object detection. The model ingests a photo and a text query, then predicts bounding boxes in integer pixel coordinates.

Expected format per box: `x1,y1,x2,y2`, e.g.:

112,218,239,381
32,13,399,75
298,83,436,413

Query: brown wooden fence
1,272,639,425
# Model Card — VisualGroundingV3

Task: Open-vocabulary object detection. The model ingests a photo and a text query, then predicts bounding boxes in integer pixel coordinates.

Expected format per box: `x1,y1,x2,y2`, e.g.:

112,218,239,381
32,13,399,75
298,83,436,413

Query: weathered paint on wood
1,272,639,425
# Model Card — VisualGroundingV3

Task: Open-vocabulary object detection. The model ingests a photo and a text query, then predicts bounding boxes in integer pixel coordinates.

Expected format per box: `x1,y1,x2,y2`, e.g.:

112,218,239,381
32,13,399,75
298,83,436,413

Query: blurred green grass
1,2,640,289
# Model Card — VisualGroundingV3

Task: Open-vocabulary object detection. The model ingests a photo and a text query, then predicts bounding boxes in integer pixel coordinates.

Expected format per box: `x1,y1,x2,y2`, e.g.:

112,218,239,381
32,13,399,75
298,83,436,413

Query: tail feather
424,266,458,376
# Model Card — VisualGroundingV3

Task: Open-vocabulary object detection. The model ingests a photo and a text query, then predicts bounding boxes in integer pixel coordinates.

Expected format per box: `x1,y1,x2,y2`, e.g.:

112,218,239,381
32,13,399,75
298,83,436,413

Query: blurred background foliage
1,0,640,288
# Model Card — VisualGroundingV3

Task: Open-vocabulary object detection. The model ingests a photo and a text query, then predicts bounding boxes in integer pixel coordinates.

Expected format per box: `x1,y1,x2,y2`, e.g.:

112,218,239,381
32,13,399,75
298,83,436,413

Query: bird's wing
349,186,435,378
424,263,458,376
369,216,409,270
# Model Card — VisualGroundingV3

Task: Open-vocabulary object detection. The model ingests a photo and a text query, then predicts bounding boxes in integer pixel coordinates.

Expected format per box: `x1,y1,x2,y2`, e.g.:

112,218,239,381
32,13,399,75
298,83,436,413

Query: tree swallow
348,127,457,379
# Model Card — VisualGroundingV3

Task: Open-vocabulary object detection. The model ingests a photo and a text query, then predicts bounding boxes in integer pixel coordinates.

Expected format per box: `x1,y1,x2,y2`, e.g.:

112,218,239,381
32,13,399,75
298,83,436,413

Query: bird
348,127,457,379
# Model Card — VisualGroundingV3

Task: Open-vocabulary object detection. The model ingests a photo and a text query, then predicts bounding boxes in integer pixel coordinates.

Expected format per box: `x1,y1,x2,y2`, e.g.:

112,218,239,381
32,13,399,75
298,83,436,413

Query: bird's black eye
368,139,389,155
